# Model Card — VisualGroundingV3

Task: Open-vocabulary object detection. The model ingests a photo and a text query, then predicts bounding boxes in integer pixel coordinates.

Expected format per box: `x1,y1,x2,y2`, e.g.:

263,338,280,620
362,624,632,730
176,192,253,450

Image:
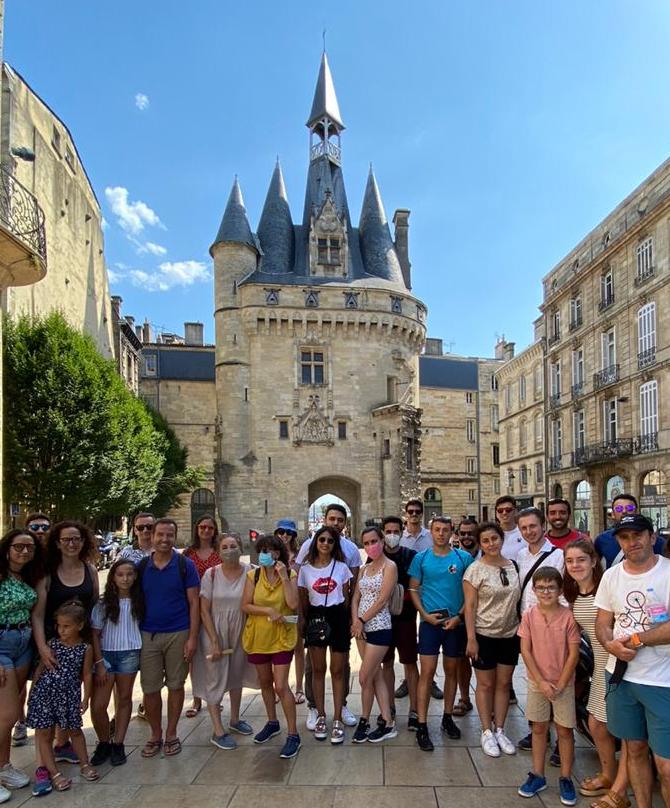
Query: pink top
518,604,581,685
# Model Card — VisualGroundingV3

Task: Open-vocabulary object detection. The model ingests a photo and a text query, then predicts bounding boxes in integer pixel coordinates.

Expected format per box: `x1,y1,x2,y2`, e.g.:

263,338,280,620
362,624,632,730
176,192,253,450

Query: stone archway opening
573,480,592,535
308,476,361,543
604,474,626,528
640,469,667,530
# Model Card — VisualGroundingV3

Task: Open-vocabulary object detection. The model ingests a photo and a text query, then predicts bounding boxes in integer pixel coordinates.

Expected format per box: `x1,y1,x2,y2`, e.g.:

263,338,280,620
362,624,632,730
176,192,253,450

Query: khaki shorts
526,680,576,728
140,630,189,693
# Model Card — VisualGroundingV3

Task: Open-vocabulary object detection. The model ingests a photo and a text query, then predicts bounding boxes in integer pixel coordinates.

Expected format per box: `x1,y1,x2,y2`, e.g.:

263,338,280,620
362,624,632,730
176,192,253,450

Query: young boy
517,567,580,805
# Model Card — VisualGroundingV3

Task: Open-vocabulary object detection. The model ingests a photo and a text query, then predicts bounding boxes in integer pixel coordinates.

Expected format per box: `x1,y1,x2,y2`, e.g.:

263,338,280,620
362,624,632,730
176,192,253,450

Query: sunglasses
406,509,422,515
496,507,515,515
317,536,335,545
136,525,153,531
458,532,475,539
276,529,295,537
28,524,50,532
499,567,510,587
613,504,636,514
11,543,36,553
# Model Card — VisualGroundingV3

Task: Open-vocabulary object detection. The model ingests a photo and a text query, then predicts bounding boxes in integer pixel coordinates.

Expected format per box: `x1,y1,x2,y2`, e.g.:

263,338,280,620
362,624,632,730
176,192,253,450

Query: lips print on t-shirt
312,577,336,596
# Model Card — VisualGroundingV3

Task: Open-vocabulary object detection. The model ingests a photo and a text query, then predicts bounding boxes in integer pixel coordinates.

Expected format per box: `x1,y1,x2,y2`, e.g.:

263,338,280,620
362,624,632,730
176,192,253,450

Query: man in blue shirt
139,518,200,758
408,516,474,752
595,494,665,568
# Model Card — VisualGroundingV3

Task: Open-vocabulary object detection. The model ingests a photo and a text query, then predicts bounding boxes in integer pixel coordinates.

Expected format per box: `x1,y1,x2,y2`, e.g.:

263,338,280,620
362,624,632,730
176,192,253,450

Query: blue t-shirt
139,551,200,633
595,528,665,569
408,547,474,620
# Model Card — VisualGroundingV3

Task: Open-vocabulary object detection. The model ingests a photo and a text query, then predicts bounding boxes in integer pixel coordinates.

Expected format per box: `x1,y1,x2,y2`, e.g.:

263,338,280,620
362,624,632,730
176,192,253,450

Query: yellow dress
242,567,298,654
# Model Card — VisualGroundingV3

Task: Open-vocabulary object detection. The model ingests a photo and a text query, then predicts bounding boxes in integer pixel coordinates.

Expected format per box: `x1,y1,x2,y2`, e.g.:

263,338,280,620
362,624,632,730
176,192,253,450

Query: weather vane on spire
322,27,327,52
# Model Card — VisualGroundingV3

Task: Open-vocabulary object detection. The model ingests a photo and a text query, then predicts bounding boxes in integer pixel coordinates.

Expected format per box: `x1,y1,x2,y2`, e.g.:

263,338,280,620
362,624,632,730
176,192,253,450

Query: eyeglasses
534,585,559,594
11,543,35,553
406,509,422,516
317,537,335,545
28,523,50,533
499,567,510,587
136,525,153,532
59,536,82,545
613,504,636,514
496,507,514,515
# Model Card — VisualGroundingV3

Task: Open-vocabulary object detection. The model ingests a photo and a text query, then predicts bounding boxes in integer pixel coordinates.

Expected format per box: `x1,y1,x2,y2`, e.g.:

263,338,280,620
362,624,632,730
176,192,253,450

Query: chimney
424,337,443,356
503,341,515,361
125,315,135,330
142,318,152,343
184,321,204,346
111,295,122,322
392,209,411,289
135,325,143,341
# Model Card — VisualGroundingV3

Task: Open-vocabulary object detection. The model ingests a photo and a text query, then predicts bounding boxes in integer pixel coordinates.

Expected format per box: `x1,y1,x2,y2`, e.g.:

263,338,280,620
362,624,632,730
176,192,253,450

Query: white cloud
104,186,164,235
101,217,109,231
135,93,150,111
129,260,210,292
107,267,123,284
138,241,168,256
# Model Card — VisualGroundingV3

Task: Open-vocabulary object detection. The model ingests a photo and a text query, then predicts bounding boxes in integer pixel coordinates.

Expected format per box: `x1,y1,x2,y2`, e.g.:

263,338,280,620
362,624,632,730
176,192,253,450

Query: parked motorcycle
96,532,121,570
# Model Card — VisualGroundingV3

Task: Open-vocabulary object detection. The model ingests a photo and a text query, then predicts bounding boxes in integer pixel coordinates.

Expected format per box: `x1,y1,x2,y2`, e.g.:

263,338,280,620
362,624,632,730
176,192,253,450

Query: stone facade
110,296,142,395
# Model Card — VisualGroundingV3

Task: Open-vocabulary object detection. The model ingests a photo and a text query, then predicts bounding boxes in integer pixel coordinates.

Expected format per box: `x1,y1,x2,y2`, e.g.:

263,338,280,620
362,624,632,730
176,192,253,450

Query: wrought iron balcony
571,447,587,467
0,165,47,285
548,331,561,347
638,347,657,369
572,435,658,466
310,140,341,165
636,432,659,453
594,364,619,390
634,267,655,287
571,381,584,399
549,393,561,409
548,455,562,471
598,292,615,312
569,314,583,332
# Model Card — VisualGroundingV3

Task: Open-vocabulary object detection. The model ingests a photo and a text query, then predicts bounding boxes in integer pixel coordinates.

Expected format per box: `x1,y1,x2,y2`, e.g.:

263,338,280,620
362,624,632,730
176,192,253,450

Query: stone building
420,338,503,523
540,156,670,533
210,53,426,538
0,64,113,358
110,296,143,395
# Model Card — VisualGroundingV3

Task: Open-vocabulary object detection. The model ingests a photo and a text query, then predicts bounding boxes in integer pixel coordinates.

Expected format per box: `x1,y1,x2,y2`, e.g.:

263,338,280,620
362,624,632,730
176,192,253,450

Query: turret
258,161,295,275
358,167,405,287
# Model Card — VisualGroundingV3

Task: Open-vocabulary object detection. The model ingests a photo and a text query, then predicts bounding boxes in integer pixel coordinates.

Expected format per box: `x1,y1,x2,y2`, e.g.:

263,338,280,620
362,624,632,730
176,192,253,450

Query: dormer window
317,237,340,265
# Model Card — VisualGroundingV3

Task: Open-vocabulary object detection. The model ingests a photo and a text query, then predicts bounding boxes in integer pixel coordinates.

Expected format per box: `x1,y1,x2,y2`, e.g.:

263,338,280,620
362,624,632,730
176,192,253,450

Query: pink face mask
366,542,384,560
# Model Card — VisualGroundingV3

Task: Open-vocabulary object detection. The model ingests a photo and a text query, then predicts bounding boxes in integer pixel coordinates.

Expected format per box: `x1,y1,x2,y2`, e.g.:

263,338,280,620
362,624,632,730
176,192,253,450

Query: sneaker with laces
430,680,444,700
279,734,301,759
110,742,127,766
441,714,461,739
407,711,420,732
559,777,577,806
352,718,370,743
518,772,547,798
394,679,409,699
90,741,112,766
253,720,281,744
305,707,319,731
367,719,397,743
53,743,79,764
330,720,345,745
314,715,327,740
494,728,516,755
31,767,52,798
480,729,500,757
210,733,237,751
341,705,357,727
0,763,29,789
11,722,27,747
517,731,533,751
416,724,434,752
229,720,253,735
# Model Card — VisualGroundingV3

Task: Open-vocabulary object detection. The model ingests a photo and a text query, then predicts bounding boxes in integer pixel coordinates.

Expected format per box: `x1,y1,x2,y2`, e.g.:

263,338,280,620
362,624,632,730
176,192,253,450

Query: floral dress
27,639,87,730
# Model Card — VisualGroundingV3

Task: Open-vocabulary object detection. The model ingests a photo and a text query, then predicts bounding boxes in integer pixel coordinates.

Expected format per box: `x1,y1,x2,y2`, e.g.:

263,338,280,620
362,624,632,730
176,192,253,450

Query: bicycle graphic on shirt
616,591,652,632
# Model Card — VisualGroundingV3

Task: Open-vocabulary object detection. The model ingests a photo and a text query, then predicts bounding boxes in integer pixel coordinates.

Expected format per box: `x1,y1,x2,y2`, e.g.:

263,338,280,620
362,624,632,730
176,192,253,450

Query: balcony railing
549,455,562,471
594,364,619,390
548,332,561,347
549,393,561,409
637,432,659,453
569,314,583,332
634,267,655,287
571,434,658,466
310,140,341,165
0,165,47,265
598,292,615,312
638,347,657,369
571,381,584,398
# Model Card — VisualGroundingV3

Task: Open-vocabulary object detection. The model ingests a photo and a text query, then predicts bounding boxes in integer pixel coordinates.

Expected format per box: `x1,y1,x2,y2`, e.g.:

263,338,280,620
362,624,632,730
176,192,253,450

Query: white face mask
384,532,401,549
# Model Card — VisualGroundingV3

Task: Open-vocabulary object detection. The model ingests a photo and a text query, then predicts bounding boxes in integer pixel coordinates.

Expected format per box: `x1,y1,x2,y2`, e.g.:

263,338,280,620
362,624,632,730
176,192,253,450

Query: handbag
389,582,405,616
305,559,336,644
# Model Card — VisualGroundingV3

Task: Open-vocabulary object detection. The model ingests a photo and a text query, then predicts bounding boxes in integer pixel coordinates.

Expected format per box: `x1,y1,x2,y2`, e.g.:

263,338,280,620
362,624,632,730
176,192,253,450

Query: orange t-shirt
518,604,581,686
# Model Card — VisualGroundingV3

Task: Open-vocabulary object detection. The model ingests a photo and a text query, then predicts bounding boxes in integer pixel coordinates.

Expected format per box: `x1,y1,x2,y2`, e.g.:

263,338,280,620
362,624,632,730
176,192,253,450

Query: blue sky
7,1,670,356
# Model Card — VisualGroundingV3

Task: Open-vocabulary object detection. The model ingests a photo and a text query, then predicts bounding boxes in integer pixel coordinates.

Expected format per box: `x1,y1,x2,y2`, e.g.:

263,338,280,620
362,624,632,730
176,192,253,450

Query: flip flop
141,738,163,758
163,737,182,757
185,705,202,718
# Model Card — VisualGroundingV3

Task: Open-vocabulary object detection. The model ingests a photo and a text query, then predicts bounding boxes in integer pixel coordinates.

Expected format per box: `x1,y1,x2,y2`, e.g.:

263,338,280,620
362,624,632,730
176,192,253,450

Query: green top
0,576,37,625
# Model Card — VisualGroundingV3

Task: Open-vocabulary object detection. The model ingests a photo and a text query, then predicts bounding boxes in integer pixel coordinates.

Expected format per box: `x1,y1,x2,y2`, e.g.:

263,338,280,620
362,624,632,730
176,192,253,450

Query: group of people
0,493,668,808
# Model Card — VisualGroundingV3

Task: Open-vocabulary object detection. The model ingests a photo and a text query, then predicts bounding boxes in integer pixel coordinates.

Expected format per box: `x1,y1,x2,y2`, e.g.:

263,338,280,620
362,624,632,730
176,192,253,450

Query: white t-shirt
594,555,670,687
400,526,432,552
517,539,565,614
502,527,524,561
296,536,361,570
298,561,353,607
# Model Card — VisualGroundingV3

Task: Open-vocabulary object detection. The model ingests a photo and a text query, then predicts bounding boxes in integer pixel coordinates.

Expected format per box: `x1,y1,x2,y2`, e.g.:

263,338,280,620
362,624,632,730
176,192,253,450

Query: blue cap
275,518,297,535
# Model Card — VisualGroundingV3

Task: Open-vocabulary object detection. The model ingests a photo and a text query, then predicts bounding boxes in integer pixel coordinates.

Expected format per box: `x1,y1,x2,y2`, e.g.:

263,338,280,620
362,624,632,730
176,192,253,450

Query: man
594,494,665,569
408,516,474,752
456,518,481,560
494,496,524,561
24,512,51,543
545,498,586,550
139,518,200,758
595,514,670,808
120,512,155,565
296,503,359,730
379,515,419,730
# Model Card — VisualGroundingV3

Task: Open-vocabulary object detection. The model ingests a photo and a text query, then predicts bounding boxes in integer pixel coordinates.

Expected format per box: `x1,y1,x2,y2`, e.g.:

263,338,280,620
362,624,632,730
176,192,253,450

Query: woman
241,534,300,759
350,526,398,744
275,520,305,704
192,533,257,750
33,521,99,765
183,515,221,717
0,529,44,799
298,526,352,744
564,539,630,808
463,521,520,758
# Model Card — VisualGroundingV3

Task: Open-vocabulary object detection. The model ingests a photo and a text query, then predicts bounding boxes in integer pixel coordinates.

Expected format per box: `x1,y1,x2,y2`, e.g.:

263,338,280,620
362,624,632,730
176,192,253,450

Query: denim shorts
0,626,33,669
418,621,466,658
103,648,141,674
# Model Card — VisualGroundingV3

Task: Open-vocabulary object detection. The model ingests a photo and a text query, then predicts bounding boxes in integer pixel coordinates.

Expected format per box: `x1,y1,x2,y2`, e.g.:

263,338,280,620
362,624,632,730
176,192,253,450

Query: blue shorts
0,626,33,669
605,673,670,759
364,628,393,647
418,621,466,658
103,649,141,675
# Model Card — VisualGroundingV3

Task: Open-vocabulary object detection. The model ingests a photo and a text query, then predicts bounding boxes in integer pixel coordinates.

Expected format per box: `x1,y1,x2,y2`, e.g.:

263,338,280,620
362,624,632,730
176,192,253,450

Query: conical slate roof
306,52,345,130
258,161,295,274
358,168,404,285
211,177,256,250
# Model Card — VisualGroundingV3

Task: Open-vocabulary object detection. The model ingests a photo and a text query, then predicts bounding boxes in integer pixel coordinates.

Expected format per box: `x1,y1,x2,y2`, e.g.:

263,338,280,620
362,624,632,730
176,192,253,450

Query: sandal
580,773,612,797
185,704,202,718
163,737,182,757
294,690,306,705
141,738,163,758
590,790,631,808
80,763,100,782
52,772,72,792
452,699,473,716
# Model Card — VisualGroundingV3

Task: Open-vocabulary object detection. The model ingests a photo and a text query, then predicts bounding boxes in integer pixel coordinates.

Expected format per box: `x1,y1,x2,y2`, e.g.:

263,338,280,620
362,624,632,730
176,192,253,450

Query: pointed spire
211,177,256,251
306,52,344,130
258,160,295,274
358,168,405,286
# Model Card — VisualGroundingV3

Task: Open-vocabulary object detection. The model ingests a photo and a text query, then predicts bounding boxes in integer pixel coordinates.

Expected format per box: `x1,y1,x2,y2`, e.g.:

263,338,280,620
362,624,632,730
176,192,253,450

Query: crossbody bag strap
520,546,558,595
322,559,337,609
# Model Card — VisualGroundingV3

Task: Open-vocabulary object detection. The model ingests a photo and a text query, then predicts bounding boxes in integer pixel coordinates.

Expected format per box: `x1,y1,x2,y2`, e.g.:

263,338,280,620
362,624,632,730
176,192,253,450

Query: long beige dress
191,563,258,704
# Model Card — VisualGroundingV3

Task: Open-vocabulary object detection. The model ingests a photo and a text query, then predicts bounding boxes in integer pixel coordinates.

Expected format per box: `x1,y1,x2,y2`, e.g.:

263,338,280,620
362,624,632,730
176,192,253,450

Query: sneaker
517,732,533,751
430,680,444,700
0,785,9,804
314,715,327,740
394,679,409,699
253,720,281,744
0,763,30,789
407,711,420,732
341,705,357,727
550,741,562,767
480,729,500,757
229,720,253,736
90,741,112,766
305,707,319,731
330,720,345,745
367,719,398,743
441,714,461,739
509,686,518,705
559,777,577,806
518,772,547,798
11,721,27,747
376,706,396,725
31,767,52,798
210,733,237,751
136,702,147,721
352,718,370,743
416,725,434,752
279,734,301,759
110,742,127,766
54,742,79,764
495,727,516,755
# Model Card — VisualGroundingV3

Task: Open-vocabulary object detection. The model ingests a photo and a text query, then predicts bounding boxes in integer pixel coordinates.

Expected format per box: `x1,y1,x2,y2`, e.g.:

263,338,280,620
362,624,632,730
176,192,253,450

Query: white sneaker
0,784,10,804
481,728,501,757
341,705,357,727
495,727,516,755
0,763,30,789
305,707,319,731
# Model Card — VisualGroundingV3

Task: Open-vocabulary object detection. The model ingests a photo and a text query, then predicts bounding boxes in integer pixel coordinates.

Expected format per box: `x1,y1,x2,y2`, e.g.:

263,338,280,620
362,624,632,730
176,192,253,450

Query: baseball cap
613,514,654,535
275,518,297,535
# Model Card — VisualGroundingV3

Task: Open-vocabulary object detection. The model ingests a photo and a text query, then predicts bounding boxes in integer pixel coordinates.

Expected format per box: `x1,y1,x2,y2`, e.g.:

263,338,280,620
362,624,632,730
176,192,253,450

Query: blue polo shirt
139,551,200,633
595,528,665,569
408,547,474,619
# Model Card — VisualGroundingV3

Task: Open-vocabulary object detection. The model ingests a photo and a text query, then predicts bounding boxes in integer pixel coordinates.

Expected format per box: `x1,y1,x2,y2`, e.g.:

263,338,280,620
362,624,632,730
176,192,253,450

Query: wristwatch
629,633,644,649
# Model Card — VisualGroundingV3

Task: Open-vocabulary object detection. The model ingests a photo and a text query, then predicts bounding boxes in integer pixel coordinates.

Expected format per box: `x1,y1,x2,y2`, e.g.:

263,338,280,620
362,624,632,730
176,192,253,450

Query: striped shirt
91,598,142,651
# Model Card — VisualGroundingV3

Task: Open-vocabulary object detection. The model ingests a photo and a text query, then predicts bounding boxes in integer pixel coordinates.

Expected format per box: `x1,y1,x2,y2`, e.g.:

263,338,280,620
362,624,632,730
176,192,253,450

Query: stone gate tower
210,53,426,537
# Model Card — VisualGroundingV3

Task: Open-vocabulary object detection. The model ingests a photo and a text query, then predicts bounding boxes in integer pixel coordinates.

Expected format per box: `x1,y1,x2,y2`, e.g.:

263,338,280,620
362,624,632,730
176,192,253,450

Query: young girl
89,559,144,767
27,600,98,795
